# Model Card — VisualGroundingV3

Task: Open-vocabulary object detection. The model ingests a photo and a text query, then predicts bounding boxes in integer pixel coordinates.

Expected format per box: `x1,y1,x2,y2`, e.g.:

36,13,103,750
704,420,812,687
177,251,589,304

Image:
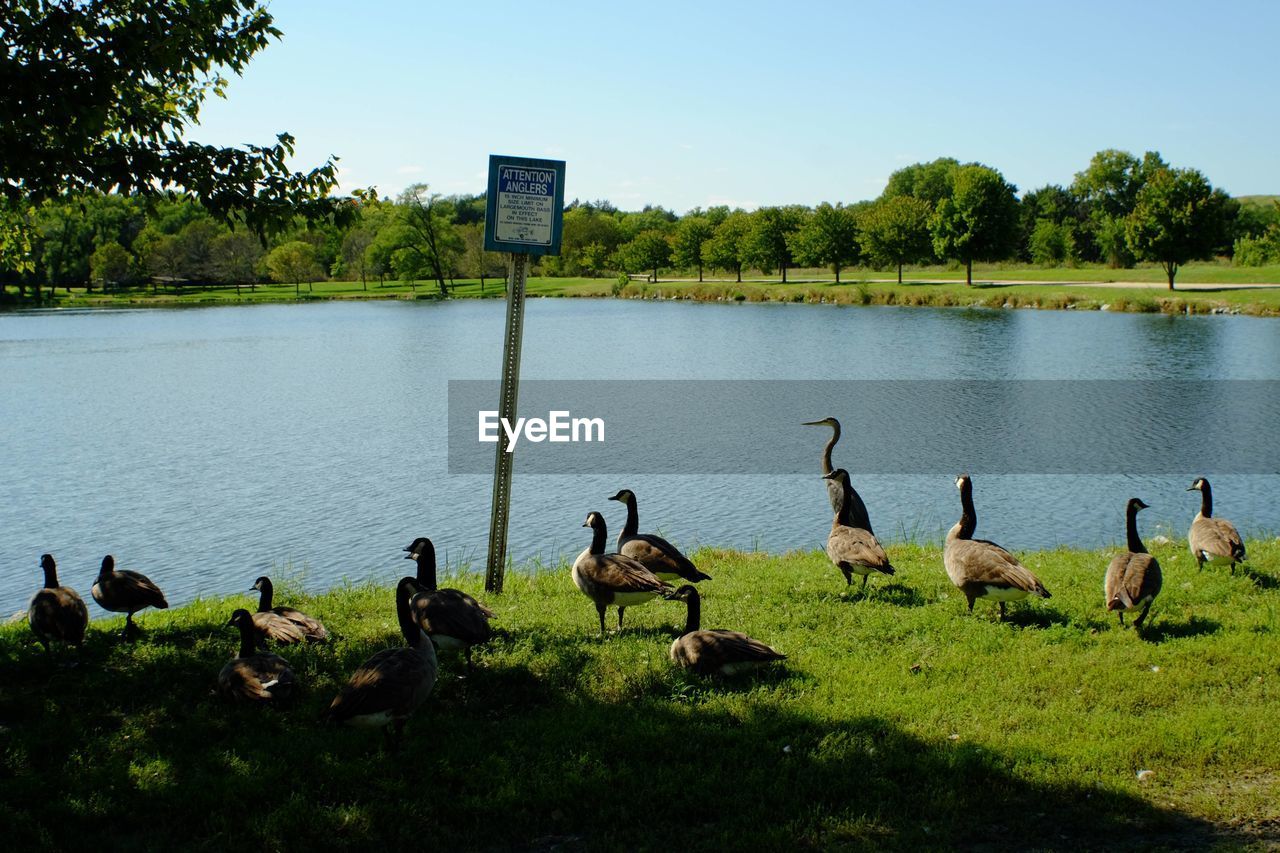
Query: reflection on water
1,300,1276,612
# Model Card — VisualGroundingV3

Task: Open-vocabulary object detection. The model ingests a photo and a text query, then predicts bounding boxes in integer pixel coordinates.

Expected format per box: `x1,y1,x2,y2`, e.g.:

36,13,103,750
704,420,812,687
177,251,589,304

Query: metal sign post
482,155,565,593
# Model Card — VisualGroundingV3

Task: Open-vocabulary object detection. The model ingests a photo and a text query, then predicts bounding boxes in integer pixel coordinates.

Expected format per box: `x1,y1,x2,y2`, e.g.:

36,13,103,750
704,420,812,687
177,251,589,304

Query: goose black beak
404,551,417,560
821,471,837,480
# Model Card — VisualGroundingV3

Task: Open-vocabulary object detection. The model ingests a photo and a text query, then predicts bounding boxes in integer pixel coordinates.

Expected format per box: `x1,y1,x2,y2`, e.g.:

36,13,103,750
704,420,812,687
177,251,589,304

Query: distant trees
705,210,752,282
791,203,861,282
930,165,1020,285
265,241,322,296
742,206,804,282
1124,167,1230,289
859,196,933,283
89,242,131,291
671,214,714,281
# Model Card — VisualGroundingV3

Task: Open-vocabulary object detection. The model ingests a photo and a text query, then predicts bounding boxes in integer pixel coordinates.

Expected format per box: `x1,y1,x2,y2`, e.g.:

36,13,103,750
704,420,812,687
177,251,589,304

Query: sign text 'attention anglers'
500,167,554,195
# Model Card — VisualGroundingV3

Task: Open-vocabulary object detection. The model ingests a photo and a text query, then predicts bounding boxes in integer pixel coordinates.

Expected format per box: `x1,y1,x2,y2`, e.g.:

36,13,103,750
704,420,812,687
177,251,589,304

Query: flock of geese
22,417,1251,745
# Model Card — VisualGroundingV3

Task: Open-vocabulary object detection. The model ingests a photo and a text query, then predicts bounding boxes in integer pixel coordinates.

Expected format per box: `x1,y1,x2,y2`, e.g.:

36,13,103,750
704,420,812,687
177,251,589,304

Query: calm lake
3,298,1278,613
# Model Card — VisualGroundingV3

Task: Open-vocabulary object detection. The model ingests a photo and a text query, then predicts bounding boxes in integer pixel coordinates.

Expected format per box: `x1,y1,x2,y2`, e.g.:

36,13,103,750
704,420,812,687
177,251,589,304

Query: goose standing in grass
803,416,870,527
29,554,89,656
251,576,328,642
402,537,494,664
608,488,710,583
1187,477,1246,573
90,555,168,639
823,469,894,593
667,585,785,675
324,577,438,747
1105,498,1162,629
943,475,1050,619
218,609,296,705
572,511,671,636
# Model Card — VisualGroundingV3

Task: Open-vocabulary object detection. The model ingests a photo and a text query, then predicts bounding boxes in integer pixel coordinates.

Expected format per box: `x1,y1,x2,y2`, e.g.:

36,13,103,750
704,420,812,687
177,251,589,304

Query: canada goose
90,555,168,639
803,417,870,527
823,469,895,592
251,576,329,642
29,554,89,656
943,475,1050,618
667,585,785,676
1187,477,1246,573
572,511,672,635
324,576,439,746
607,489,710,583
1105,498,1162,629
218,609,296,705
402,537,494,664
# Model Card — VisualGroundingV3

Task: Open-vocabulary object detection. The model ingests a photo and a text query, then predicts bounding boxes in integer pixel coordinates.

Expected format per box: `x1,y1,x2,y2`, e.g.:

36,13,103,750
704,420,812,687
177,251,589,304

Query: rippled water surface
3,299,1277,612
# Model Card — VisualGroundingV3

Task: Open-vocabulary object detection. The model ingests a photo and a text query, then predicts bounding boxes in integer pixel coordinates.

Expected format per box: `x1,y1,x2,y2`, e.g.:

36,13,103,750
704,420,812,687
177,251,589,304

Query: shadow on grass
998,604,1073,630
1139,616,1222,644
0,633,1235,851
1241,565,1279,591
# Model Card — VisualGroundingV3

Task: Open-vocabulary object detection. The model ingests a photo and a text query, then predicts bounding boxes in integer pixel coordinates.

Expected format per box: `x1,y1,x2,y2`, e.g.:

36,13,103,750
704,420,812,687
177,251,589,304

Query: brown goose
402,537,494,664
571,511,672,635
608,489,710,583
803,417,870,527
1105,498,1162,629
29,554,89,655
943,475,1050,618
324,577,438,746
1187,477,1246,573
251,576,328,642
823,469,894,592
668,585,785,675
218,609,296,705
90,555,168,639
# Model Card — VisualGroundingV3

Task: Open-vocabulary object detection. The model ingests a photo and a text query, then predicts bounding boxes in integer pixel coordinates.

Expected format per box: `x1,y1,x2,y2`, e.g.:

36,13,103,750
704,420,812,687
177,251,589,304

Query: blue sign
484,155,565,255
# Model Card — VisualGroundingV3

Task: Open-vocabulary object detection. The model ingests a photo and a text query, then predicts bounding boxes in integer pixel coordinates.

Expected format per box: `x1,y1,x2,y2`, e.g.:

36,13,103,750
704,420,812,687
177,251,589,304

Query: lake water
3,298,1277,613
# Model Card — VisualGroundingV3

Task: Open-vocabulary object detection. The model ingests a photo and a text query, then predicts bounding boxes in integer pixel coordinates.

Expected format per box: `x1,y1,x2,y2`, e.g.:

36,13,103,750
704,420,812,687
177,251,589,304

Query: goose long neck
1199,483,1213,518
621,495,639,538
832,481,851,527
237,621,257,658
590,521,608,556
957,482,977,540
821,424,840,475
41,562,59,590
682,592,701,636
396,581,420,648
415,544,438,592
256,582,274,612
1126,505,1147,554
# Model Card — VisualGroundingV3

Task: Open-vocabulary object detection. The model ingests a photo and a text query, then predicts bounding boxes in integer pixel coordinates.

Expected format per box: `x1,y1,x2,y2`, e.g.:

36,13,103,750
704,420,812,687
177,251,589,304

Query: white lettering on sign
494,164,556,246
478,410,604,451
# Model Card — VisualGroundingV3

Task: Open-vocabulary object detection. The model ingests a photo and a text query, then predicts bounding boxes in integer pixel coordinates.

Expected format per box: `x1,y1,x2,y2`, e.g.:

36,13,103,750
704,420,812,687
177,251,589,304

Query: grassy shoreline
7,261,1280,317
3,541,1277,849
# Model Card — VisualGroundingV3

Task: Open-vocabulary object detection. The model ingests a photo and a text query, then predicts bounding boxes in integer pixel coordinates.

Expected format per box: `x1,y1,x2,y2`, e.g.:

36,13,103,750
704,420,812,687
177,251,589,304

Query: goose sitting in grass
943,475,1050,619
323,577,438,748
29,554,89,658
90,555,168,639
608,489,710,583
572,511,671,636
218,609,296,705
667,585,785,676
402,537,494,663
1187,477,1246,573
251,576,328,642
1105,498,1162,630
822,469,894,593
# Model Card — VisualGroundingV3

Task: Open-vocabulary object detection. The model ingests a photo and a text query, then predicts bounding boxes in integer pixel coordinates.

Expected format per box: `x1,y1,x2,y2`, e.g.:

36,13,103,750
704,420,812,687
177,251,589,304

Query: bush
1233,233,1280,267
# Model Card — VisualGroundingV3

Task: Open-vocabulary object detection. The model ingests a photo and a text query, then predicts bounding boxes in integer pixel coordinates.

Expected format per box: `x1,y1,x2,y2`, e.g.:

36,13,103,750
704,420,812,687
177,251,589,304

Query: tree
615,230,671,281
0,0,347,267
670,215,714,281
789,203,860,282
931,165,1020,285
1029,219,1075,266
265,240,321,296
1125,167,1230,290
705,210,751,282
859,196,933,283
881,158,961,208
1070,149,1167,266
392,184,462,295
89,241,132,290
1016,184,1078,262
742,206,805,282
209,230,263,293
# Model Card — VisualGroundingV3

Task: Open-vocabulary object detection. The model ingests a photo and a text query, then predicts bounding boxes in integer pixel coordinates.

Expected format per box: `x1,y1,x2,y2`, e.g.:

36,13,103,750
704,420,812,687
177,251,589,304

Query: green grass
3,541,1278,849
8,260,1280,317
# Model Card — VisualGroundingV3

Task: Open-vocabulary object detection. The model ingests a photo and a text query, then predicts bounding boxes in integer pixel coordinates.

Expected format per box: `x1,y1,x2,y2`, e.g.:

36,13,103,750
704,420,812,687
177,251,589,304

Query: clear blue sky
193,0,1279,212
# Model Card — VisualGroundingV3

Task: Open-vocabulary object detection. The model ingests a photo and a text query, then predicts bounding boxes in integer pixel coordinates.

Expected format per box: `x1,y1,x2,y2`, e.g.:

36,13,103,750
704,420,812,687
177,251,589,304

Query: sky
193,0,1280,213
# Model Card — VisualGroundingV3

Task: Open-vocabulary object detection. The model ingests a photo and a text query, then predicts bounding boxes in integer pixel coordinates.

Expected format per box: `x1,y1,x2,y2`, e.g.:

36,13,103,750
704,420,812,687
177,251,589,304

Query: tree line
4,149,1279,298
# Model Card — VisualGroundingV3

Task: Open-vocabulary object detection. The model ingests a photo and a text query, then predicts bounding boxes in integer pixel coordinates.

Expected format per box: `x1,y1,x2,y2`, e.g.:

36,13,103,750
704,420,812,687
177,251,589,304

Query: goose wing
826,524,893,572
411,592,493,645
252,611,307,645
674,630,785,674
29,587,89,645
1106,553,1162,610
113,569,169,609
1191,516,1246,562
326,647,435,723
582,553,672,594
436,588,497,619
219,654,294,702
619,534,710,581
949,538,1050,597
273,606,329,641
